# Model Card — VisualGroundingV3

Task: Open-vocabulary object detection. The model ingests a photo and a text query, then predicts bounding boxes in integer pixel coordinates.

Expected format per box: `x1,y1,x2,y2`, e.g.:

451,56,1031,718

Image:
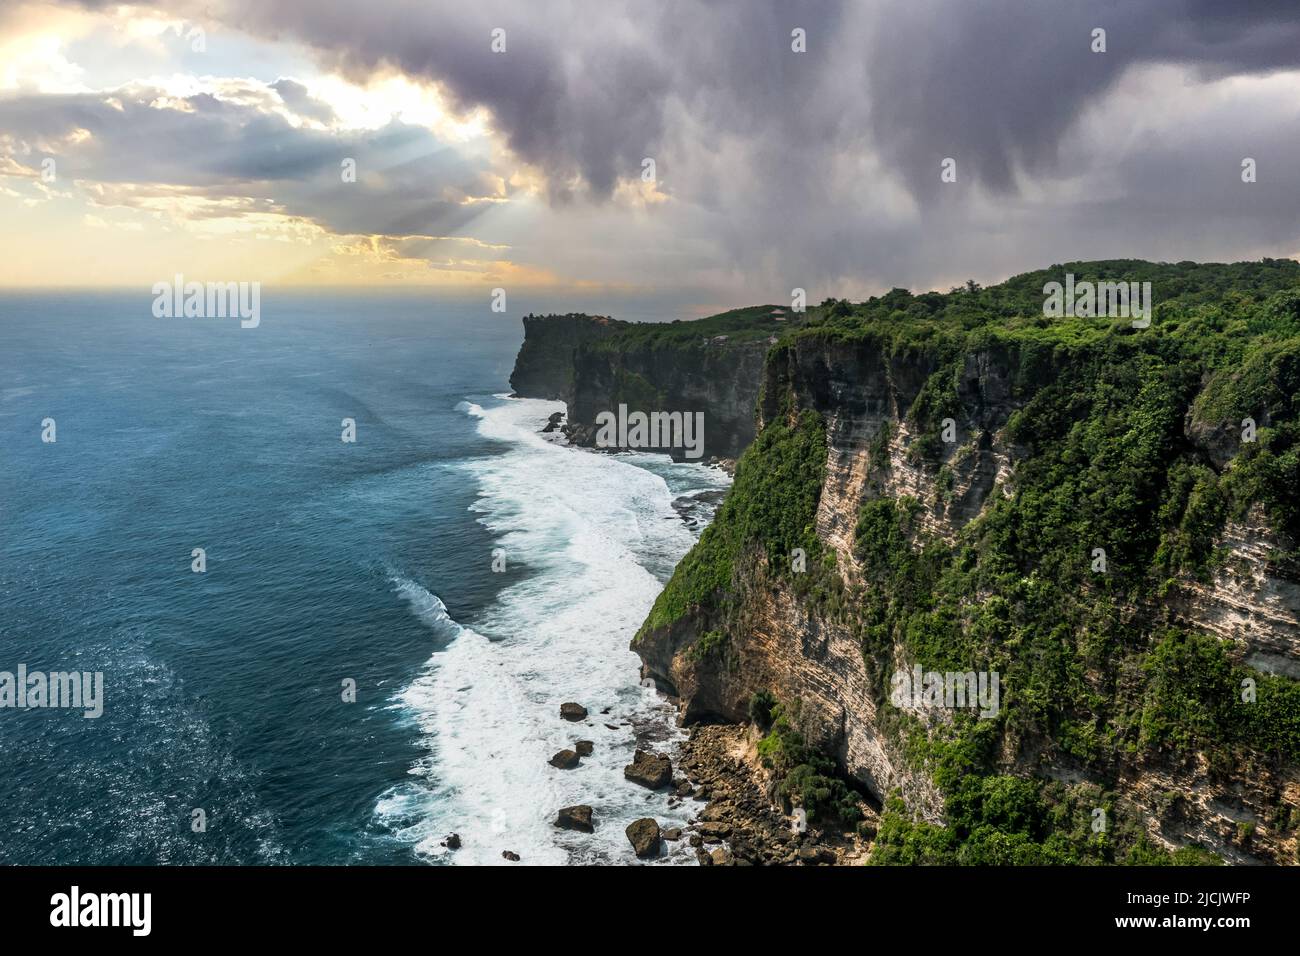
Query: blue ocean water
0,290,728,865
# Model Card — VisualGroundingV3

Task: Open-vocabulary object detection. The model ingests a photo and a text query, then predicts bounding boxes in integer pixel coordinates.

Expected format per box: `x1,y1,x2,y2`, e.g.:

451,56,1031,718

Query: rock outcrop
554,805,595,833
563,334,769,460
514,262,1300,865
549,749,581,769
509,313,628,400
559,702,588,722
508,310,783,460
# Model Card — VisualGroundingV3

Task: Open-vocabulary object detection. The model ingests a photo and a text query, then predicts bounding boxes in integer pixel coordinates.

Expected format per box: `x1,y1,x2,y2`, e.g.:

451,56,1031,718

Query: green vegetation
870,753,1222,865
609,367,663,414
587,304,804,352
684,629,728,663
757,703,862,826
637,405,829,637
748,690,777,730
643,259,1300,864
1138,630,1300,758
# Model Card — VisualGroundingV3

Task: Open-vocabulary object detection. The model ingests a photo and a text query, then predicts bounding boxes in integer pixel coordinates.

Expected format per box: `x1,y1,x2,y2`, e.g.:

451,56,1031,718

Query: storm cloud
18,0,1300,294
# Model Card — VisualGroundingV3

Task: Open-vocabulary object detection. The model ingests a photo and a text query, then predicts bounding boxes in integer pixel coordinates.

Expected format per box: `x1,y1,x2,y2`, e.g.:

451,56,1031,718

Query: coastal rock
620,299,1300,864
796,846,838,865
626,818,661,858
502,851,520,862
442,833,461,850
662,827,683,841
554,805,595,833
549,749,581,769
672,724,872,868
574,740,594,756
698,821,731,841
562,316,771,460
560,702,588,722
623,749,672,789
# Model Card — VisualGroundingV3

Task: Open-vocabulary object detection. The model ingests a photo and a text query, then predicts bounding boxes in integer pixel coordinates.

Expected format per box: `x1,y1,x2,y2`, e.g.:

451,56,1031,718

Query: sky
3,0,1300,306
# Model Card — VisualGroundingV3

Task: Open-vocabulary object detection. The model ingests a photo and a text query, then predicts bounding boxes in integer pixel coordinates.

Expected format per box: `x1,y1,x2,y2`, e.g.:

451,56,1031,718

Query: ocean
0,290,728,865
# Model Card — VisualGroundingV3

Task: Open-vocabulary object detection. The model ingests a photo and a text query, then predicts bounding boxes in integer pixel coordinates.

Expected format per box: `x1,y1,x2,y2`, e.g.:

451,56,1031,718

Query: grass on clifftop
587,304,809,351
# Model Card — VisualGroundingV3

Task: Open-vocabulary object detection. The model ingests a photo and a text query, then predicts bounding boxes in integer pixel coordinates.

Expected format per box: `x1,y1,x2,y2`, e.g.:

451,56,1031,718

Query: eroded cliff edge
509,312,629,400
509,307,792,460
632,260,1300,864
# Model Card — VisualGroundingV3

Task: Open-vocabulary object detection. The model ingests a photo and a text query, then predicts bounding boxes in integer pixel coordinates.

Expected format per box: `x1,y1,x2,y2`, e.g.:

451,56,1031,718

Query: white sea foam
375,396,729,865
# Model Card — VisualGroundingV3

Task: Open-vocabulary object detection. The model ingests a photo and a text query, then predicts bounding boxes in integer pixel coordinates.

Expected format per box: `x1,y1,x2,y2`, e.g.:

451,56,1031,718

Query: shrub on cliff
758,704,862,826
748,690,777,730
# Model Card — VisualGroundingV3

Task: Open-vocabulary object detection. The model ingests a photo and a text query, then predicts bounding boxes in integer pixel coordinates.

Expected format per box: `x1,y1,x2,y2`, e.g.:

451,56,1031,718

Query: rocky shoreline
533,406,737,476
500,406,869,864
676,724,873,865
444,699,873,864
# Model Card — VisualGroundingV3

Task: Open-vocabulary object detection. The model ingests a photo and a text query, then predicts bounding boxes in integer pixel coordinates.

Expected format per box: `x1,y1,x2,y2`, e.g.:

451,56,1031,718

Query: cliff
509,306,800,460
509,313,629,400
632,259,1300,865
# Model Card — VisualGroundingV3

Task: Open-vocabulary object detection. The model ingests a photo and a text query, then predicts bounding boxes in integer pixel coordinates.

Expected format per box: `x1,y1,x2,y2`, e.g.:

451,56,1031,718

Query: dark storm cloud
189,0,1300,198
860,0,1300,197
28,0,1300,291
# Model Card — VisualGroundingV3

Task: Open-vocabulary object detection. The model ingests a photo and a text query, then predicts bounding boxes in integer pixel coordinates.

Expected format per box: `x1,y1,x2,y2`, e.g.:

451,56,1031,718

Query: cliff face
631,264,1300,865
1170,509,1300,680
564,337,769,460
508,313,629,400
635,335,1019,827
508,308,786,460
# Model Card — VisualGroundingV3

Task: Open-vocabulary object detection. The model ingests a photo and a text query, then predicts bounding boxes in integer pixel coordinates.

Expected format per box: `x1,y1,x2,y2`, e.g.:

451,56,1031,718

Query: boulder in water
549,749,581,769
554,805,595,833
560,702,588,722
626,818,661,858
623,749,672,789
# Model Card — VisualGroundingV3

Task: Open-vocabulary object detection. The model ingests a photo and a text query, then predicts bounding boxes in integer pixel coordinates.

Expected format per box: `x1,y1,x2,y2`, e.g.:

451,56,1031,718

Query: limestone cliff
509,306,793,460
563,335,769,460
508,313,629,400
629,262,1300,865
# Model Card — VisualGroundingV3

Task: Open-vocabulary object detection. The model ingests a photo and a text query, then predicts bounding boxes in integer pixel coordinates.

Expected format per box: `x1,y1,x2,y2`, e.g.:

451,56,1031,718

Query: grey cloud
0,83,496,238
194,0,1300,197
271,78,337,126
34,0,1300,294
861,0,1300,199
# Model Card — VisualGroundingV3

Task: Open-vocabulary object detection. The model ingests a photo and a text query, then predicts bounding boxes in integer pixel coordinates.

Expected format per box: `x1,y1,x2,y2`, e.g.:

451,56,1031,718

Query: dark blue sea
0,290,728,865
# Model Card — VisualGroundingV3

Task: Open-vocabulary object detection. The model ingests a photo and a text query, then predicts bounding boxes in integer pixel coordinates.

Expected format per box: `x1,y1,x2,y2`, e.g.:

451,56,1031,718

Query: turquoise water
0,291,727,864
